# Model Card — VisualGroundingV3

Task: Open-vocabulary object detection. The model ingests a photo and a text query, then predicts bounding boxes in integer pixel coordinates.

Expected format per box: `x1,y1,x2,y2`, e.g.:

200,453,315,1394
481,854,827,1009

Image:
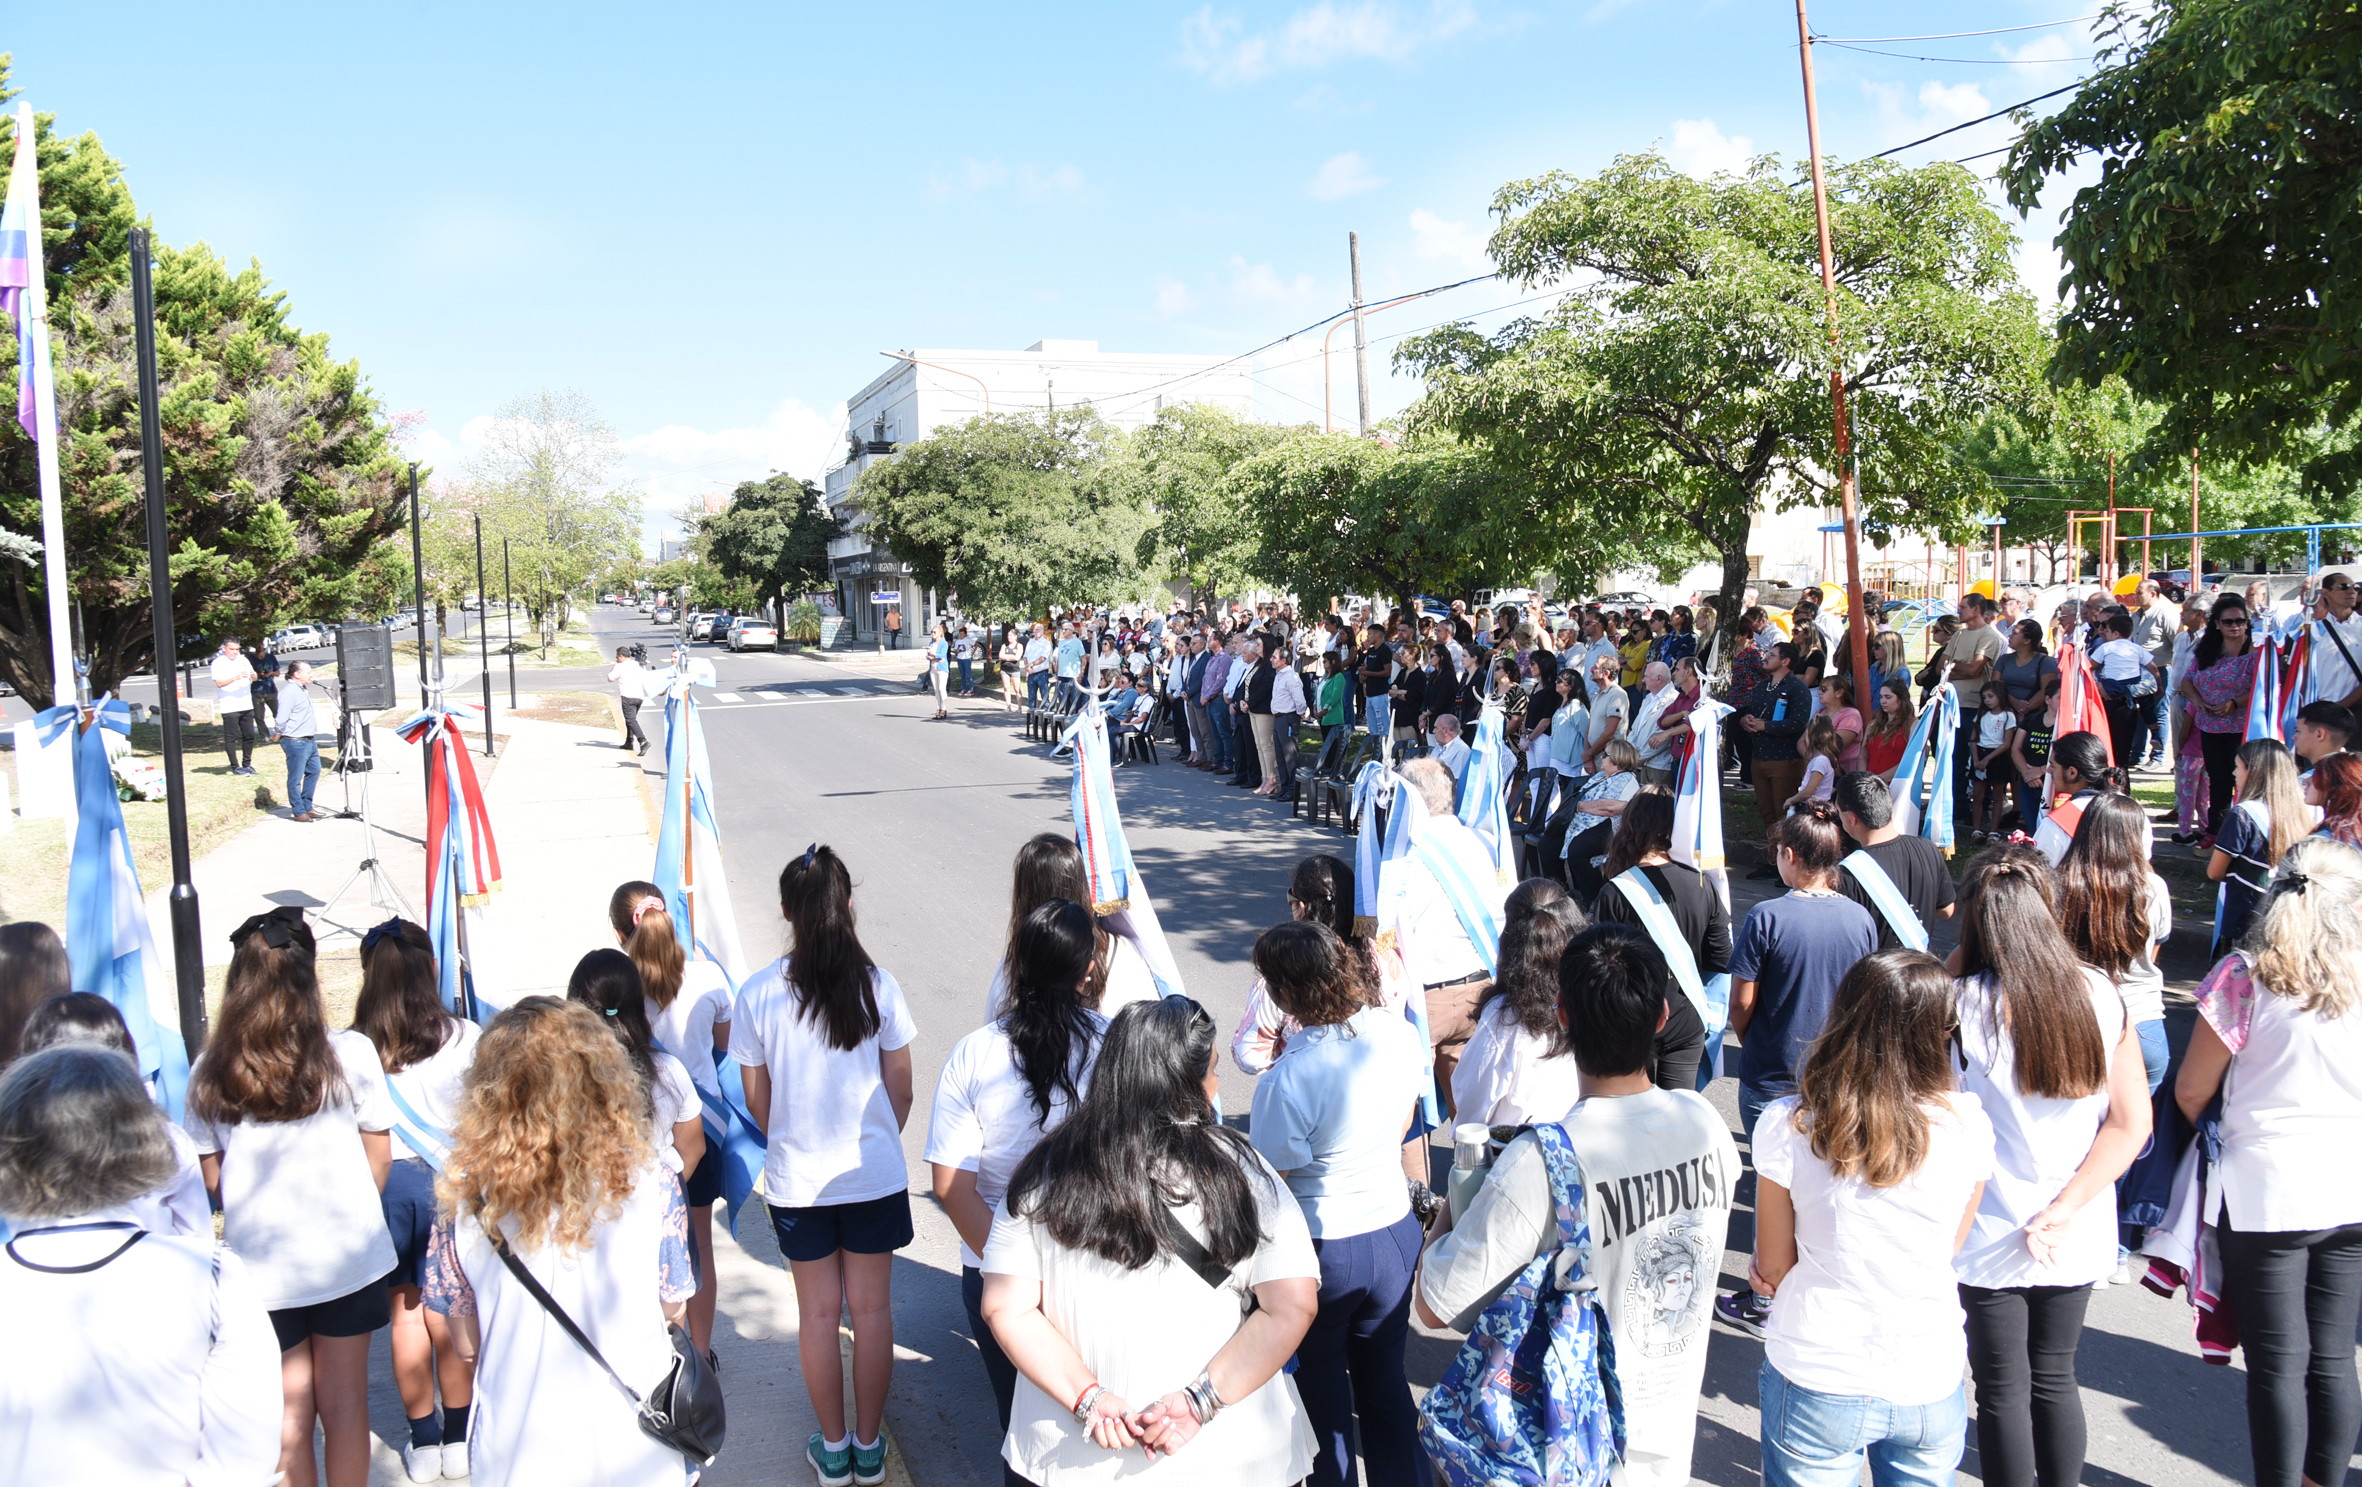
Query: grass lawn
512,691,621,729
1,719,278,928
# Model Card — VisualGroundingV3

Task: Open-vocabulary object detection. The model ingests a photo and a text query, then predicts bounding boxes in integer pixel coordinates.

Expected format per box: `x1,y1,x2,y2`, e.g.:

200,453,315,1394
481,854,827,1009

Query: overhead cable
1814,16,2099,43
1871,81,2089,158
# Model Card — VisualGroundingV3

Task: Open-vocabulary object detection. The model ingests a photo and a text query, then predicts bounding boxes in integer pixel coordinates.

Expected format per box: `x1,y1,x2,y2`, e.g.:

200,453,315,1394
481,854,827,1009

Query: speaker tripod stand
317,717,415,937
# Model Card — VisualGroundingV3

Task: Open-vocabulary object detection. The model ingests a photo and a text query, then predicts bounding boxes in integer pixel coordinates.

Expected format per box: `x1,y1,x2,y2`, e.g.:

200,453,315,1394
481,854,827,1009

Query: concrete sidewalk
129,696,914,1485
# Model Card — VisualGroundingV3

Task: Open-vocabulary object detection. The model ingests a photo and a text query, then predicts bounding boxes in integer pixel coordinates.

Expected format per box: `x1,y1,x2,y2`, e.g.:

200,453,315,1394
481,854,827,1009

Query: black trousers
2201,727,2243,837
1565,820,1616,900
2218,1218,2362,1487
960,1266,1034,1487
220,708,256,768
1960,1281,2092,1487
1275,711,1300,799
620,697,649,751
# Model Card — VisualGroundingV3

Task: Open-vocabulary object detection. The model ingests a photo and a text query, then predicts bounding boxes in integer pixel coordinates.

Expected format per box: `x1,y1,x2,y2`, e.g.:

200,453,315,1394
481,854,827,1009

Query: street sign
870,591,902,604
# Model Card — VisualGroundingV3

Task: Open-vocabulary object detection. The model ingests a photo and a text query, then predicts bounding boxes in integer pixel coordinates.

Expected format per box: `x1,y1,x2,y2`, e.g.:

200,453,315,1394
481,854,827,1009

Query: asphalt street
563,605,2321,1487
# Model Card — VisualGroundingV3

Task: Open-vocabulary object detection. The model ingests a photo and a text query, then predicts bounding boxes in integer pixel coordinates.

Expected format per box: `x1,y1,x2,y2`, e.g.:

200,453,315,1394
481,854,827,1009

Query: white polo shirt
1247,1009,1426,1238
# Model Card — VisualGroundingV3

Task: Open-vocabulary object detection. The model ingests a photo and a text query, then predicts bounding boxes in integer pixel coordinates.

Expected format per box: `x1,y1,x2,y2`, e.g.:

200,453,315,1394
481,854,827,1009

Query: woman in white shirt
12,992,210,1238
611,879,734,1358
423,997,696,1487
1451,879,1586,1126
350,917,481,1483
0,1046,283,1485
2176,838,2362,1487
730,845,917,1487
1247,921,1429,1487
1749,949,1994,1487
980,996,1321,1483
1948,847,2151,1487
566,951,705,1188
927,899,1105,1483
987,834,1158,1022
186,906,396,1487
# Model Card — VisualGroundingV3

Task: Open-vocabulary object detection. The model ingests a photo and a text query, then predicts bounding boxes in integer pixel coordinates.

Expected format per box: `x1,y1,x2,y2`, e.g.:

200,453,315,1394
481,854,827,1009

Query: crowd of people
10,569,2362,1487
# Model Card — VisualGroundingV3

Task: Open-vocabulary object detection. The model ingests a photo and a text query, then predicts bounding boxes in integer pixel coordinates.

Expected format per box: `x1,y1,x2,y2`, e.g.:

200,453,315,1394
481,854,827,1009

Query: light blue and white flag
39,698,187,1117
1671,697,1734,910
394,699,506,1022
1889,676,1961,856
1352,760,1418,937
1063,707,1187,998
1454,697,1514,887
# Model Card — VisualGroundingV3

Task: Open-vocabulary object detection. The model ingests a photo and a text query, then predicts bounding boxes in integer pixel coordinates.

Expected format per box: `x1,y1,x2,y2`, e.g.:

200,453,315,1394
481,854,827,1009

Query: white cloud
1408,208,1490,270
925,158,1088,202
1226,255,1325,311
1864,80,1995,154
616,398,845,500
1666,118,1756,179
1154,275,1197,316
1309,151,1388,200
1181,1,1477,86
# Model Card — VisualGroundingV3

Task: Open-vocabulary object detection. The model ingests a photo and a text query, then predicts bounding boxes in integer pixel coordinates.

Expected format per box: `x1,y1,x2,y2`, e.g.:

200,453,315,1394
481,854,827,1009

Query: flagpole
474,513,494,757
408,464,431,807
12,103,76,706
129,227,205,1057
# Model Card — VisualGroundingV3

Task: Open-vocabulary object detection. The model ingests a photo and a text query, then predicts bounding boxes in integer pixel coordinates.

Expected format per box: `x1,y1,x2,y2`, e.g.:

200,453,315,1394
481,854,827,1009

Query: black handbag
490,1234,727,1466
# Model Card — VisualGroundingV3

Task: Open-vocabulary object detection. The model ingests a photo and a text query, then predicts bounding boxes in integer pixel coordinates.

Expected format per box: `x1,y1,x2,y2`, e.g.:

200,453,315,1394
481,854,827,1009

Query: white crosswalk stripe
711,692,743,702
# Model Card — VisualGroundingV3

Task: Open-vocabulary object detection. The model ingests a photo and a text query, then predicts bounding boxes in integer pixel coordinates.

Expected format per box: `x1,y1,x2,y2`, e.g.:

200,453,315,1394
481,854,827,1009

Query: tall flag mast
1,101,75,704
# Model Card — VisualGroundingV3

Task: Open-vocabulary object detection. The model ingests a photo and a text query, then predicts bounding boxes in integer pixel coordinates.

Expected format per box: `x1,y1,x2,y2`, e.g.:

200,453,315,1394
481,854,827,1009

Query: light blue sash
1412,833,1503,977
1841,850,1929,951
1607,869,1714,1025
385,1079,450,1171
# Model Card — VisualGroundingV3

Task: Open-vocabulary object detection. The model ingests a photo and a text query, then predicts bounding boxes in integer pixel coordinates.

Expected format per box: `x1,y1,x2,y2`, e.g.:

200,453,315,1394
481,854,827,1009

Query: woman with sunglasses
2178,594,2262,845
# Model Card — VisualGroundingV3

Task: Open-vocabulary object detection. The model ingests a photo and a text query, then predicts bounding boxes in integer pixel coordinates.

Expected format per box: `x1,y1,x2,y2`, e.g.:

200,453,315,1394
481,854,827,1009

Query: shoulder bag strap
4,1220,146,1275
2318,617,2361,690
489,1234,643,1407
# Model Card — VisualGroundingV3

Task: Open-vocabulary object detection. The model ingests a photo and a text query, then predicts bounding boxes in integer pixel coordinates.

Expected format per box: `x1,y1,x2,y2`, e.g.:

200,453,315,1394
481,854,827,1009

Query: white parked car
268,624,328,651
726,616,777,652
652,605,675,625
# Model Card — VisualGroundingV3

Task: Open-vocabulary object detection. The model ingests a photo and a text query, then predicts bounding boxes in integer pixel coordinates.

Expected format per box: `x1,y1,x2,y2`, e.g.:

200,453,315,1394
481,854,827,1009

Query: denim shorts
767,1190,914,1263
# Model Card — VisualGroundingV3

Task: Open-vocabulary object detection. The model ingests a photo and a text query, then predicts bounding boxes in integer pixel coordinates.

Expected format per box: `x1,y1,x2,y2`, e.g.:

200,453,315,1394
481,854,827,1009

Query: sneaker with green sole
807,1432,853,1487
852,1437,888,1486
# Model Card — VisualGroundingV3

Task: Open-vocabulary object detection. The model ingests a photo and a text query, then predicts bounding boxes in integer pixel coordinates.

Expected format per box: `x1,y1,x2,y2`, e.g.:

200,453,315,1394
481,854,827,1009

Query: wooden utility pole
2190,451,2203,583
1795,0,1875,717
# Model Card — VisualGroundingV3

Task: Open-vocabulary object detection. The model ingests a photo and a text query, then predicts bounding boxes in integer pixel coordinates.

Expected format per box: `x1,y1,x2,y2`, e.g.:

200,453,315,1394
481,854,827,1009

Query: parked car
652,606,675,625
269,624,328,651
1587,589,1659,608
702,611,736,642
726,616,777,652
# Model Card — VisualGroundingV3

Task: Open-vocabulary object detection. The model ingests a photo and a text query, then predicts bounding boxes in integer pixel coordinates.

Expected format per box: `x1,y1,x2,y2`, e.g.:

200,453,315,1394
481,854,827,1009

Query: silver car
725,616,777,652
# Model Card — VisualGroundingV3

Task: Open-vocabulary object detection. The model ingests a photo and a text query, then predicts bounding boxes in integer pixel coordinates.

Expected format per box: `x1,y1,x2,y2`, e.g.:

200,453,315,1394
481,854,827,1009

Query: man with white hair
1628,660,1680,789
1428,713,1471,779
1391,757,1513,1126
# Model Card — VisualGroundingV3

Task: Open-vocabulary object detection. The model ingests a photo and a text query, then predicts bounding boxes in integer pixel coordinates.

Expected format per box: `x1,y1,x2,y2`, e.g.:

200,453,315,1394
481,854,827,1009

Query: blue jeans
956,658,973,692
2136,1018,2168,1094
1295,1213,1428,1487
1210,703,1236,770
280,737,320,815
1759,1361,1968,1487
1365,694,1391,744
1026,671,1048,709
1740,1081,1779,1149
2147,688,2171,760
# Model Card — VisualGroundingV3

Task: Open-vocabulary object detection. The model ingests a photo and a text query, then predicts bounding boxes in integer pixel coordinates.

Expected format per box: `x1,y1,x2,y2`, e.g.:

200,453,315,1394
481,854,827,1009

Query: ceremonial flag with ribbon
1454,696,1514,887
2,105,47,439
38,698,188,1117
1889,672,1961,855
393,700,505,1022
2244,629,2314,744
1671,697,1734,906
2055,640,2111,765
645,655,766,1218
1063,707,1186,997
1351,759,1418,939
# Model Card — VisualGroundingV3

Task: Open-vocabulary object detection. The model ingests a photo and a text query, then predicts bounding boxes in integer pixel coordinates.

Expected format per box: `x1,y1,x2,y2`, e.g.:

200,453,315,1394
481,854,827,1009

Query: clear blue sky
8,1,2104,528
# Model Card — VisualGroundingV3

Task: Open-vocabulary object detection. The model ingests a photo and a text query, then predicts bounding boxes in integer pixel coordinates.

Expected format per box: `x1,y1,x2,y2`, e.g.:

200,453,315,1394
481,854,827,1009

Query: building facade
823,339,1253,642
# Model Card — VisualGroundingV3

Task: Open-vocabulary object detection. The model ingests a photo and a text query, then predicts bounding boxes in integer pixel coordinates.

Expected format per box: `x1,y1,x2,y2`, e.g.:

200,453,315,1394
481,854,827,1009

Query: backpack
1417,1121,1625,1487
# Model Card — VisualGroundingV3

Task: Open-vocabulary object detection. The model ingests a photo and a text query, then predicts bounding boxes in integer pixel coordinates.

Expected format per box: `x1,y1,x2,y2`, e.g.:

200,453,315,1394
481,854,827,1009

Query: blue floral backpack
1417,1121,1625,1487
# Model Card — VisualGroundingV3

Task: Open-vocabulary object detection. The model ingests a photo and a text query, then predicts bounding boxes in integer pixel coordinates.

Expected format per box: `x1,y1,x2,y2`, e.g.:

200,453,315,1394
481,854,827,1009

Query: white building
823,339,1253,643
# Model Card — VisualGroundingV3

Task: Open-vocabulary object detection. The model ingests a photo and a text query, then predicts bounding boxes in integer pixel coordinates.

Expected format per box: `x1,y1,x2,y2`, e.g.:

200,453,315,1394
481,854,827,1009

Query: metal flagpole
474,514,494,756
129,226,205,1057
1795,1,1877,720
502,538,517,707
408,464,430,806
10,103,76,706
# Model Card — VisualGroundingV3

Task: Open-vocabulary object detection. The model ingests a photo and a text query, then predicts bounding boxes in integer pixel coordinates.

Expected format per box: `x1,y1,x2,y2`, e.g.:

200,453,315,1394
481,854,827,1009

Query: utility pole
2190,451,2203,584
1349,231,1371,438
1795,0,1875,720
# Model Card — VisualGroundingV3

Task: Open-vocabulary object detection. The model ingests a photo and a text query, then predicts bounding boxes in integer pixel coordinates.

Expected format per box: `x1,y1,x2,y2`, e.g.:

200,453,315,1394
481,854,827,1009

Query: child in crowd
1971,682,2013,840
13,991,211,1237
1783,717,1842,815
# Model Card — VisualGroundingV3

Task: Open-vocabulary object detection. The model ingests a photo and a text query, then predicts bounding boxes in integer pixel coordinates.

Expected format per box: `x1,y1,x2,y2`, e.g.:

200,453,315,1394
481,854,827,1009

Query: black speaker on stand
336,624,396,712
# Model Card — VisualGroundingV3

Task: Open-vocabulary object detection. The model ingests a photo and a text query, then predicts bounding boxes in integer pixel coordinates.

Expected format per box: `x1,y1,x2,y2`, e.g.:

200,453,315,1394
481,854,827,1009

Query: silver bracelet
1072,1383,1106,1424
1186,1369,1227,1424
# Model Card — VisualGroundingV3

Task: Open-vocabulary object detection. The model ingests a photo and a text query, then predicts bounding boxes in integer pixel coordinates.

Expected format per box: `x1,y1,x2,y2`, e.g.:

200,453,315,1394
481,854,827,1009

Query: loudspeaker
335,624,396,711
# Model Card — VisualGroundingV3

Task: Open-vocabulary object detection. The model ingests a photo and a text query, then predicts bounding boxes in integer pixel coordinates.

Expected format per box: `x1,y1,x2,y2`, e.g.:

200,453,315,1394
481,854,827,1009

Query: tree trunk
1712,542,1751,658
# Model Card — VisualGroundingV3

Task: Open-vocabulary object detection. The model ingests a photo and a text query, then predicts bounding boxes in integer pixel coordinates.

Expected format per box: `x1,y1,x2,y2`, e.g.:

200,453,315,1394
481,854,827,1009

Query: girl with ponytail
729,845,917,1481
607,879,734,1356
985,833,1158,1022
926,898,1105,1454
2034,729,2151,865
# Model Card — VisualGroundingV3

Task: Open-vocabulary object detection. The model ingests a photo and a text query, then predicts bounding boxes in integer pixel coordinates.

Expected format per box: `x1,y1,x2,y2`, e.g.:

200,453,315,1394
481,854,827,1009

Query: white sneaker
441,1440,470,1478
401,1443,441,1483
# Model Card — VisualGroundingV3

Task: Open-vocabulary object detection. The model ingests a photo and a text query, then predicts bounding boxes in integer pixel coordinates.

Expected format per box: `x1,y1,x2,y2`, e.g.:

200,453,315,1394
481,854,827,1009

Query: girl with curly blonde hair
422,997,696,1487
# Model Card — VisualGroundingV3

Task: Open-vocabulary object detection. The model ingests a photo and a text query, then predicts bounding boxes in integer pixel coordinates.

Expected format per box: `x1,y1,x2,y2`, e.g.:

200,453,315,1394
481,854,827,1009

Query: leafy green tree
702,473,837,615
1398,151,2048,627
2006,1,2362,485
849,409,1155,621
461,391,642,647
1117,404,1303,606
0,67,408,697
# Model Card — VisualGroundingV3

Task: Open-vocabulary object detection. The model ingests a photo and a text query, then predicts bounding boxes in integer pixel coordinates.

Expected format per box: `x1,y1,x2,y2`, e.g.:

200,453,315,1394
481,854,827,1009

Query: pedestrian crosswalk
690,679,921,708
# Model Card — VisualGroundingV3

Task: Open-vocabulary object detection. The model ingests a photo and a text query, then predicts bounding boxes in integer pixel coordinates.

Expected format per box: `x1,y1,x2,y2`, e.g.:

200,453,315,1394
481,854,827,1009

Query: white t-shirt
1976,710,2011,750
2113,874,2173,1027
209,652,255,711
123,1124,216,1239
2312,610,2362,702
186,1029,400,1309
1450,998,1582,1127
924,1014,1105,1268
0,1205,283,1484
383,1017,481,1166
1796,754,1835,804
1951,968,2125,1289
1247,1009,1425,1239
2091,637,2151,683
729,961,917,1208
1395,817,1511,988
985,934,1158,1023
647,958,734,1099
1024,636,1052,674
650,1049,698,1173
1586,685,1629,753
1754,1093,1995,1408
982,1153,1320,1485
606,656,643,701
1419,1091,1740,1487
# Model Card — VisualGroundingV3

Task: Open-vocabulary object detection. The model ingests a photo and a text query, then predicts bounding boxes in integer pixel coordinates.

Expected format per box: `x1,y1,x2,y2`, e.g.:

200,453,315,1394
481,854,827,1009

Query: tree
848,409,1155,621
1228,431,1523,617
702,473,837,615
461,391,641,647
0,69,407,697
2005,1,2362,485
1117,404,1303,606
1397,151,2049,627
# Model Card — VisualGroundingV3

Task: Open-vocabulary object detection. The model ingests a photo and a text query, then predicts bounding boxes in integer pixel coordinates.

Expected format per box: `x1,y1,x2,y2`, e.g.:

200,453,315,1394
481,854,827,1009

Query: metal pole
1349,232,1371,438
474,514,494,756
129,226,206,1060
2105,451,2118,589
503,538,517,707
1795,1,1875,719
408,464,430,804
2190,451,2203,584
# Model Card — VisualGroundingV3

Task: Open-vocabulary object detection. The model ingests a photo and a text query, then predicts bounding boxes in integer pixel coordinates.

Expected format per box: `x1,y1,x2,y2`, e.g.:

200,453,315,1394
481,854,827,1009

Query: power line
1821,40,2093,65
1871,81,2089,158
1815,16,2098,43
